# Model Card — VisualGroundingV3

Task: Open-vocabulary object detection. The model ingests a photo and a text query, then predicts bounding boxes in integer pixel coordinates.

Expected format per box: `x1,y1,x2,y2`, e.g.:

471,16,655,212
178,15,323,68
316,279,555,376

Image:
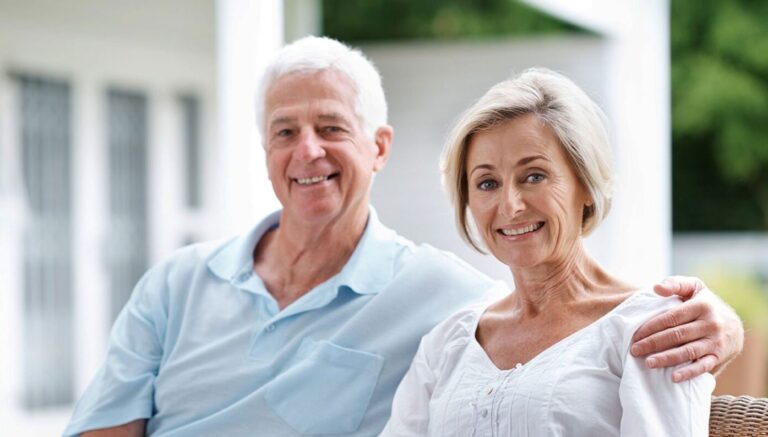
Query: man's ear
372,125,393,172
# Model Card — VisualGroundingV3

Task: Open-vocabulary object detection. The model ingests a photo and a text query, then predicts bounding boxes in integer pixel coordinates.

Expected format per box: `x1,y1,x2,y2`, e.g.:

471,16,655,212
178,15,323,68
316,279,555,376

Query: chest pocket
265,338,385,435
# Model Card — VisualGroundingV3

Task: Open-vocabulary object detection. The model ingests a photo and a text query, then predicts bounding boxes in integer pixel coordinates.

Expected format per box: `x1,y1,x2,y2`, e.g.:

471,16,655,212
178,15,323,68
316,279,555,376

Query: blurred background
0,0,766,434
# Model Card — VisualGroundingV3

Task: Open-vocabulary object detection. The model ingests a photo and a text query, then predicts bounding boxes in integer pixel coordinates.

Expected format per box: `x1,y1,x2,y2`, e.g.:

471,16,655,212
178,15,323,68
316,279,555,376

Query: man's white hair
255,36,388,140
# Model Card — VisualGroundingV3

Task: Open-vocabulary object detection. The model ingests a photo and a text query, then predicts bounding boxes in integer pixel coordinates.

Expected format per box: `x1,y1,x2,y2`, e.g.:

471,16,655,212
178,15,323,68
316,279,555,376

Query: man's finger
632,301,704,343
672,355,719,383
630,320,712,357
643,339,716,370
652,276,705,300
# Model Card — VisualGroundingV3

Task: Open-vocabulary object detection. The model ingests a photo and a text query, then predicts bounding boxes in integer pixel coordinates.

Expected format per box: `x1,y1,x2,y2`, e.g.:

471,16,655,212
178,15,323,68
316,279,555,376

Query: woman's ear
582,201,595,228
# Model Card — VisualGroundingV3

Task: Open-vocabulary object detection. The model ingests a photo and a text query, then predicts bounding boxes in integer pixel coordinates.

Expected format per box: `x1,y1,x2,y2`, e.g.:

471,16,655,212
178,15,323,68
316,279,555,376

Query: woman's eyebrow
469,164,495,177
516,154,549,166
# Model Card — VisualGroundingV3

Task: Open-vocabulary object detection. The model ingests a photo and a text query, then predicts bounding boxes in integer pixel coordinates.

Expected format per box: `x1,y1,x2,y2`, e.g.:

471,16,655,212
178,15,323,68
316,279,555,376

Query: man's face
264,69,390,227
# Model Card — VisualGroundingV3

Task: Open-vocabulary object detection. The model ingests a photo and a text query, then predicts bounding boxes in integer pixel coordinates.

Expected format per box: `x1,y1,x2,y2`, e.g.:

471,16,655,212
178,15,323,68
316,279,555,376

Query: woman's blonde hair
441,68,614,252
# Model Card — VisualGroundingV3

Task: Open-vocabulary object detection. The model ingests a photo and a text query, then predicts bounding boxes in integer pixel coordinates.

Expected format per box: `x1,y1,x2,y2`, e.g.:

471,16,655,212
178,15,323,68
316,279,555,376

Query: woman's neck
508,242,632,317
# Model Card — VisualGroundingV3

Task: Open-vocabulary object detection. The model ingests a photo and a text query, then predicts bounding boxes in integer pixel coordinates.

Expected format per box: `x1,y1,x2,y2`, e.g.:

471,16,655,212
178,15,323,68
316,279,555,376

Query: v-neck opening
470,289,644,373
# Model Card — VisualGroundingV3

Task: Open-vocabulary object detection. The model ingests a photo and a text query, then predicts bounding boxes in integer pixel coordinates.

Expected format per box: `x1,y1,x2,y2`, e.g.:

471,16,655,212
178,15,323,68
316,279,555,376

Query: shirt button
481,408,488,418
265,324,276,332
486,387,494,395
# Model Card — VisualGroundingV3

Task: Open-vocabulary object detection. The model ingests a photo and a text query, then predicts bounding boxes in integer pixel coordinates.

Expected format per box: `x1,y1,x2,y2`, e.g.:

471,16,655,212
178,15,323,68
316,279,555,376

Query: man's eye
322,126,344,133
275,129,293,137
526,173,545,183
478,180,498,190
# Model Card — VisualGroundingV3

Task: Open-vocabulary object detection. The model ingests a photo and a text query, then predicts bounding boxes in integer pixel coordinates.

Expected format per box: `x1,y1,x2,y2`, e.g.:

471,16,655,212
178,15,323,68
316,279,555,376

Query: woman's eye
478,180,498,190
526,173,545,183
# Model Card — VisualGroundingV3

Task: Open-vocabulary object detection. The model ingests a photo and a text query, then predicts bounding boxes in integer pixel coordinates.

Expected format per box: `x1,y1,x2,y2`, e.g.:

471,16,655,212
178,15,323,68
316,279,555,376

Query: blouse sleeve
618,327,715,435
379,335,438,436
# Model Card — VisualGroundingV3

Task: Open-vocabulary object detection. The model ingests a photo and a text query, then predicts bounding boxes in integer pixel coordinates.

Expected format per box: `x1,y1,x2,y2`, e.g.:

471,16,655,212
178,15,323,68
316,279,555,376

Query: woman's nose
501,187,526,218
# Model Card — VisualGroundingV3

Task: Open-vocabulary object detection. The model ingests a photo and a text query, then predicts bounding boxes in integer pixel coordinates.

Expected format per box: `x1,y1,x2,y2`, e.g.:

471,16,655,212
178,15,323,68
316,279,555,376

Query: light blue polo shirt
64,208,496,436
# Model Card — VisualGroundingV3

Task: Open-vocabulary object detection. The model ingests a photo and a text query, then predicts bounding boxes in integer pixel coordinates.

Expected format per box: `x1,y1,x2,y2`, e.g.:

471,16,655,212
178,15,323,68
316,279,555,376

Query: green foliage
698,267,768,332
672,0,768,230
322,0,583,42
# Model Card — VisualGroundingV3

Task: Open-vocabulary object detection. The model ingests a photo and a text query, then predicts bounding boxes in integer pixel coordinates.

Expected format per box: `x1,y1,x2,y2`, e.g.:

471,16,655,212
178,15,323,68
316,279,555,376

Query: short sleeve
63,263,169,436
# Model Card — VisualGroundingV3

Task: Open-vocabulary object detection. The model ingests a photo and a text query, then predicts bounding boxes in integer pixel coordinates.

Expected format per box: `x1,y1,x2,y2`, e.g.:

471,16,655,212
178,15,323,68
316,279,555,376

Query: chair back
710,395,768,436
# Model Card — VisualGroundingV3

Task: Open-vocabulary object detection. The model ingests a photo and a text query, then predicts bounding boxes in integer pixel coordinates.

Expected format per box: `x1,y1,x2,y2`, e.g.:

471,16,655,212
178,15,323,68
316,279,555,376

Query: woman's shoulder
597,287,686,353
420,301,489,354
611,287,684,322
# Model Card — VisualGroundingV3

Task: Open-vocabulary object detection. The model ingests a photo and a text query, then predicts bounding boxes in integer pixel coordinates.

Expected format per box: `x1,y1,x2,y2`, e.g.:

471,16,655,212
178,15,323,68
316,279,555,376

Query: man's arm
630,276,744,382
81,419,146,437
64,264,167,436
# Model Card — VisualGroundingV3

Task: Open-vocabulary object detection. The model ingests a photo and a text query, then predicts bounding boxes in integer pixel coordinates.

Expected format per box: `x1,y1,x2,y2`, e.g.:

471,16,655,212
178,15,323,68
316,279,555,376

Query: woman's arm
618,349,714,436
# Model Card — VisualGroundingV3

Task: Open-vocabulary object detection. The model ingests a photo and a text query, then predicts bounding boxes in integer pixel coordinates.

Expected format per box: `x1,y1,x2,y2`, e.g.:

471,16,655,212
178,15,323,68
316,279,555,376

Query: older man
65,37,742,437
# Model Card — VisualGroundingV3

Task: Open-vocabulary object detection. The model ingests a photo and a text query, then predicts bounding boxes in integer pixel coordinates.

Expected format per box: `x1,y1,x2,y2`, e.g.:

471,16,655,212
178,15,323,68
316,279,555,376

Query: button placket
471,376,497,436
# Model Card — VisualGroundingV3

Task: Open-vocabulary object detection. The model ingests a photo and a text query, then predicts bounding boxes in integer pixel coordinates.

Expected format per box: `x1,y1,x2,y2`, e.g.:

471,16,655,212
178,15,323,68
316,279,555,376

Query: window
17,74,75,409
106,89,149,320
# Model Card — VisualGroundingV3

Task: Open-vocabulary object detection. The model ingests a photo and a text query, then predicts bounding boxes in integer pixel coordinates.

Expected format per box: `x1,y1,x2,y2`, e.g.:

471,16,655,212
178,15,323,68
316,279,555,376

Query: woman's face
466,114,591,270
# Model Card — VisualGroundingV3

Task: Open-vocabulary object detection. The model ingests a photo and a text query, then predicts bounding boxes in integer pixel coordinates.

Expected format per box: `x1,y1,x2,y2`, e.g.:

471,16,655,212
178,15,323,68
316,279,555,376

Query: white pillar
215,0,283,236
71,77,110,395
601,1,671,284
0,71,24,417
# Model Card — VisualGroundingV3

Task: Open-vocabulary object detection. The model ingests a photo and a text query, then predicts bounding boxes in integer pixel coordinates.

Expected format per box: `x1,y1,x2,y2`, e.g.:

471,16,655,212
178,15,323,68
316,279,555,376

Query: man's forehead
267,104,356,125
268,72,354,103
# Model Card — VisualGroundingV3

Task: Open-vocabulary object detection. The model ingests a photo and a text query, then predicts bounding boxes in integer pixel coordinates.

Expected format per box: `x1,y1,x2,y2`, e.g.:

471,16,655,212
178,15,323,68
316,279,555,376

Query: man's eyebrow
268,116,295,128
318,113,350,123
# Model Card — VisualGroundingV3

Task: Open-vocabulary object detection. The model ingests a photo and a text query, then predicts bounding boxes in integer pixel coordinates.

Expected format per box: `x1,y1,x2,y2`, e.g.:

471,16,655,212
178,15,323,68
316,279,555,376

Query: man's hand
630,276,744,383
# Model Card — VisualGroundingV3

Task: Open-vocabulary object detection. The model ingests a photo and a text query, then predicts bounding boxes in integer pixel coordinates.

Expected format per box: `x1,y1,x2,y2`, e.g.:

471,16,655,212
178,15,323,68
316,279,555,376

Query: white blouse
381,289,714,437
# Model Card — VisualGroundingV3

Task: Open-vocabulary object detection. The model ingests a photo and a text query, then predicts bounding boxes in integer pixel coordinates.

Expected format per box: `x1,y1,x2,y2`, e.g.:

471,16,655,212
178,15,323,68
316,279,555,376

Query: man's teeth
296,175,329,185
500,223,543,236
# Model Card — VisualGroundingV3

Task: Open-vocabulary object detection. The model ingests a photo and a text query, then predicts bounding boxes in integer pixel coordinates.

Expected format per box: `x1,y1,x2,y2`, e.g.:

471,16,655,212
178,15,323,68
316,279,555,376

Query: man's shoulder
151,236,237,277
402,242,492,284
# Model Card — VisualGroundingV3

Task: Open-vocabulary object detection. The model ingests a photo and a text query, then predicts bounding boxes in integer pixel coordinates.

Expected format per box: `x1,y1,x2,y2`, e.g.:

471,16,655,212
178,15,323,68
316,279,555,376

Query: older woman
382,69,714,436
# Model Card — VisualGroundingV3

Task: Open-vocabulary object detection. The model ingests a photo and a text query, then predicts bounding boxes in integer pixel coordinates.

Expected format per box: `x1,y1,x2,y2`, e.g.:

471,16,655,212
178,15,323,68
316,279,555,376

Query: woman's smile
496,221,545,239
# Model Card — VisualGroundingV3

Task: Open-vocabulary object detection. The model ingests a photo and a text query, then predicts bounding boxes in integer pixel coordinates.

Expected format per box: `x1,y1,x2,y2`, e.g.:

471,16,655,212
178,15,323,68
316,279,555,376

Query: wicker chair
710,395,768,436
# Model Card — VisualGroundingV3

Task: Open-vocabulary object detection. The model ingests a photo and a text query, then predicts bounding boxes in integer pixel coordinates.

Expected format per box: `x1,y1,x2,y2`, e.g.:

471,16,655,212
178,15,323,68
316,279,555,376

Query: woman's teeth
500,222,543,236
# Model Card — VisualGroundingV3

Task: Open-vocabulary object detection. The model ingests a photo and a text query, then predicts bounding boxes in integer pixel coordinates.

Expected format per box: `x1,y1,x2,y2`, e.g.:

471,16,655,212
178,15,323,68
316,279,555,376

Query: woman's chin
496,253,544,270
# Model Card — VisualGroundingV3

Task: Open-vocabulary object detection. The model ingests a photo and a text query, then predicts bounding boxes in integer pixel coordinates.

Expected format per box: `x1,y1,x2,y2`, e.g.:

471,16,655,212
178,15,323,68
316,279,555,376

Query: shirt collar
207,207,397,296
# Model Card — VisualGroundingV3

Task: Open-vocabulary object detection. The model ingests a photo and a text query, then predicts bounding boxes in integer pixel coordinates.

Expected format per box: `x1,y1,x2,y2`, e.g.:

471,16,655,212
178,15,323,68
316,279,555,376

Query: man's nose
294,130,326,161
